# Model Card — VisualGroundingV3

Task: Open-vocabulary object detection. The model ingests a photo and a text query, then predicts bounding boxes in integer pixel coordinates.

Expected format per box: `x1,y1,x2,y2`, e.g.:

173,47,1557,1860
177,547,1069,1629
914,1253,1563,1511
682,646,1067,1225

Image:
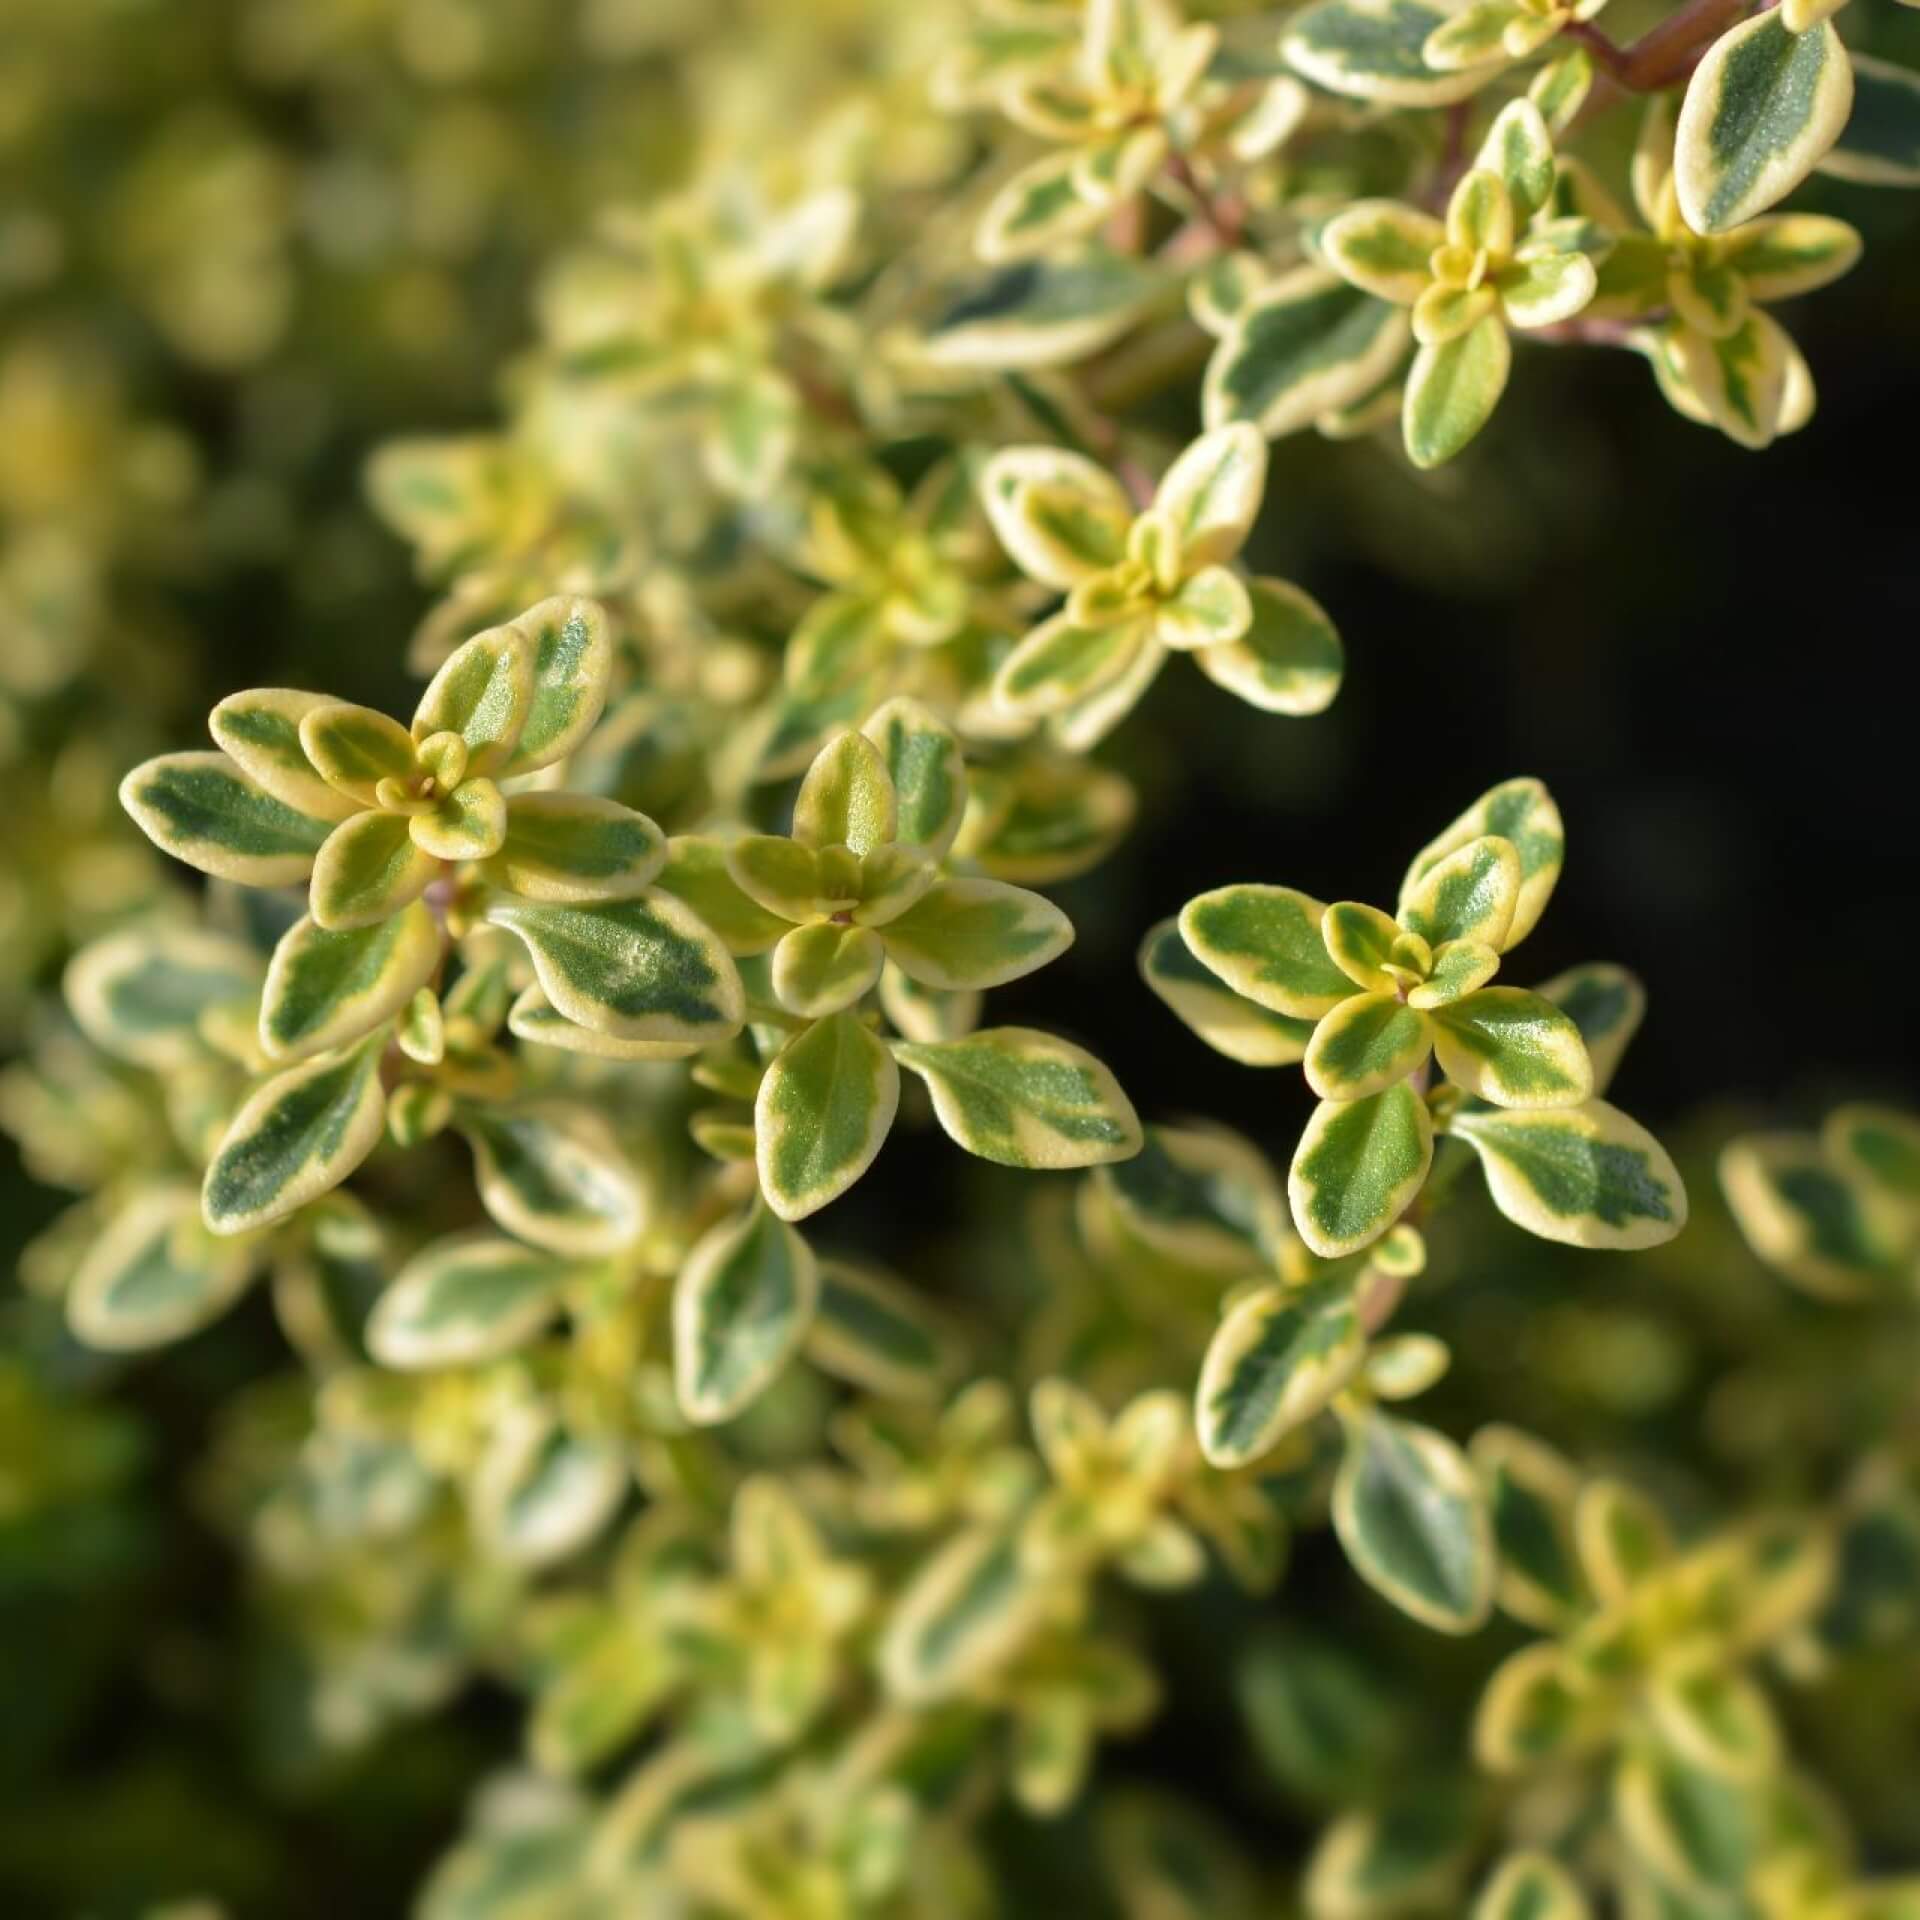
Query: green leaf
755,1012,900,1221
862,697,968,860
121,751,334,886
1430,988,1592,1108
880,877,1073,991
259,903,440,1061
1472,1853,1591,1920
1203,267,1412,440
1289,1084,1435,1258
483,793,667,903
1452,1099,1688,1249
67,1186,257,1351
880,1527,1042,1703
1613,1751,1759,1899
502,596,613,776
366,1232,572,1368
486,892,745,1045
1304,1788,1480,1916
806,1259,961,1399
1197,1273,1367,1468
1333,1409,1495,1632
1305,993,1433,1102
1138,916,1315,1066
1404,315,1512,468
1826,1102,1920,1202
202,1031,389,1237
208,687,359,821
672,1200,820,1424
1675,13,1853,233
1820,52,1920,187
653,835,791,954
793,729,897,855
894,1027,1142,1170
463,1102,644,1257
411,619,535,774
1180,883,1354,1019
920,253,1166,371
309,808,439,931
1283,0,1489,105
1402,777,1564,951
1535,962,1645,1098
64,925,263,1071
297,701,418,809
771,922,886,1018
506,983,701,1062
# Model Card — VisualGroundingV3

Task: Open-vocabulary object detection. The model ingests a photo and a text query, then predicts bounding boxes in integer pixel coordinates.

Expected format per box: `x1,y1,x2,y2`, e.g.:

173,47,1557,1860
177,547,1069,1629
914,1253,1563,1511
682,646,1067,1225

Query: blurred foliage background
3,0,1918,1913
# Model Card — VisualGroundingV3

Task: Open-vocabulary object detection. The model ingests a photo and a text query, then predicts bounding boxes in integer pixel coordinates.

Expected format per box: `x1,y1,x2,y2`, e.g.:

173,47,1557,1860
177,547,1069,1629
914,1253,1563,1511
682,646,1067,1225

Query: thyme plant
5,0,1920,1913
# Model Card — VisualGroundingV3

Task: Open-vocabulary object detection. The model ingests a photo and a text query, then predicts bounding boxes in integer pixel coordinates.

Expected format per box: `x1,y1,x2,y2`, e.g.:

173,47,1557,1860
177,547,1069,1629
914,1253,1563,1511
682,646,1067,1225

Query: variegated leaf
1472,1424,1588,1628
1404,315,1512,469
1305,993,1433,1102
1430,988,1593,1108
1192,576,1344,717
65,925,263,1071
309,808,439,931
366,1231,571,1368
1204,267,1412,440
1283,0,1489,106
412,619,535,774
793,729,897,855
297,701,418,808
1138,916,1315,1066
471,1407,626,1569
1452,1100,1688,1249
1180,883,1354,1019
806,1259,961,1399
880,878,1073,991
862,697,968,860
1718,1133,1904,1300
486,892,745,1045
1402,778,1563,950
771,922,886,1018
208,688,359,821
202,1031,388,1236
258,909,439,1075
893,1027,1142,1169
1675,13,1853,233
1153,423,1267,568
1535,963,1646,1098
506,983,699,1062
67,1185,258,1351
1820,53,1920,187
483,793,667,903
1473,1853,1592,1920
652,835,791,955
1096,1123,1287,1274
502,596,613,776
121,751,334,886
673,1200,820,1424
880,1527,1041,1703
1197,1274,1367,1468
756,1012,900,1221
1333,1409,1496,1632
956,753,1136,885
920,253,1166,371
1289,1084,1435,1258
463,1102,644,1256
